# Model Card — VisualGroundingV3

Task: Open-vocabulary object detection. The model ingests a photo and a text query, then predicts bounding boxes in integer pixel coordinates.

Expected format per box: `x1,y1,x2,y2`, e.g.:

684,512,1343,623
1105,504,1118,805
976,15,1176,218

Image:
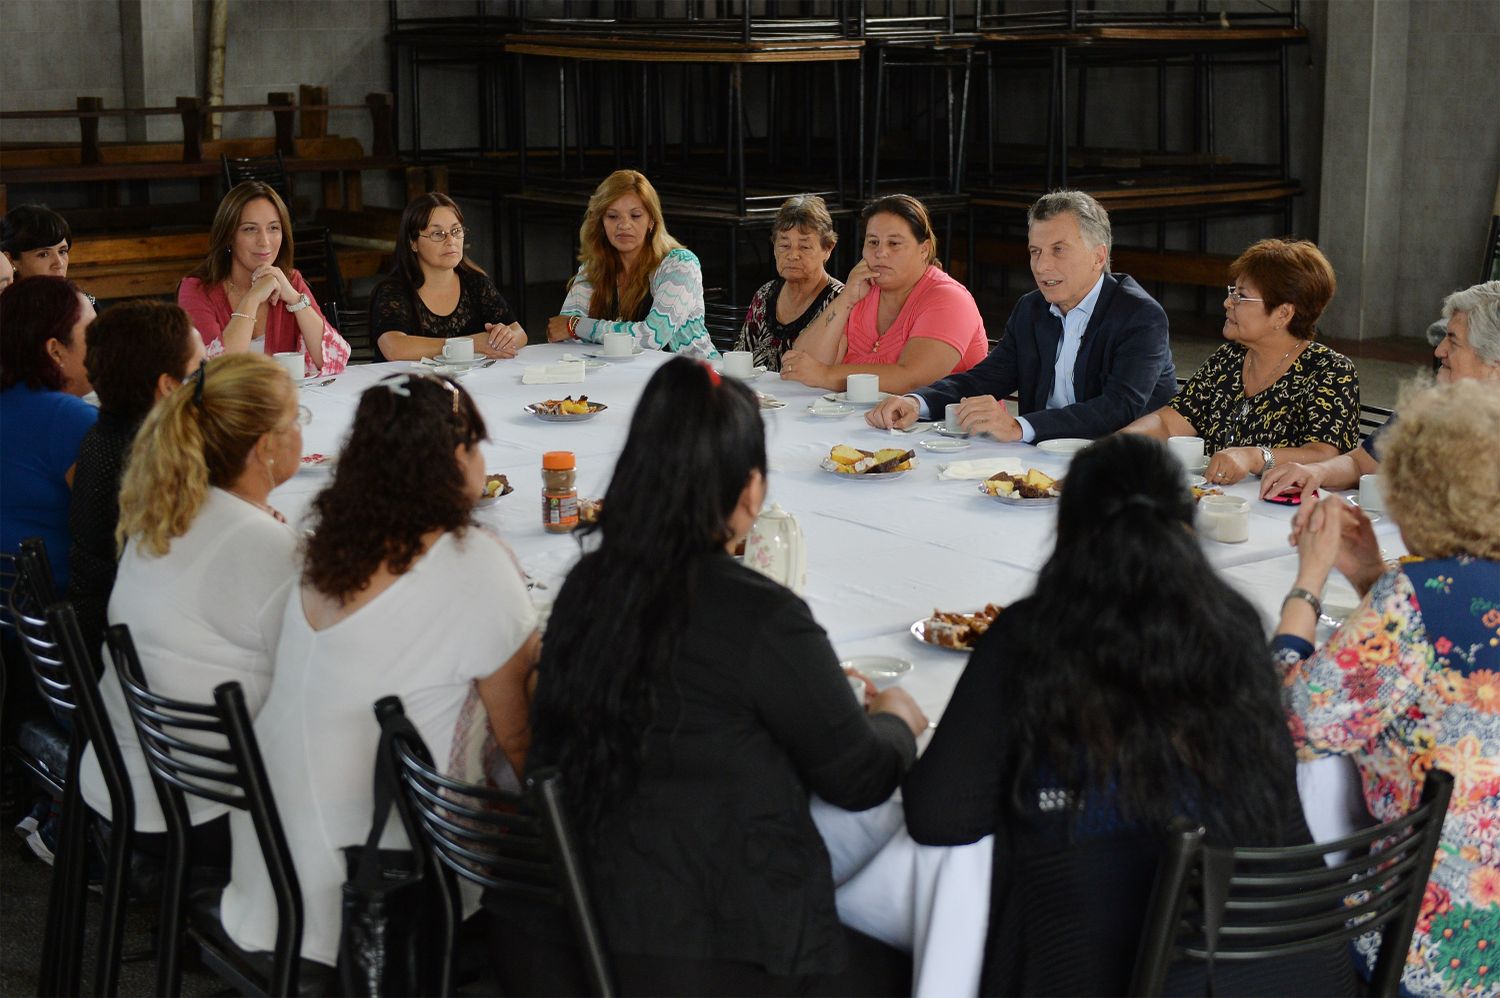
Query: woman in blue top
1,276,97,589
544,170,717,359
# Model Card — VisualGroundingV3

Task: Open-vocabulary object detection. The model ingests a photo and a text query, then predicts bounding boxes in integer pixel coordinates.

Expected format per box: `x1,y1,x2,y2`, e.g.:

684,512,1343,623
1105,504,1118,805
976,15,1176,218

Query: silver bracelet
230,311,255,321
1282,586,1322,619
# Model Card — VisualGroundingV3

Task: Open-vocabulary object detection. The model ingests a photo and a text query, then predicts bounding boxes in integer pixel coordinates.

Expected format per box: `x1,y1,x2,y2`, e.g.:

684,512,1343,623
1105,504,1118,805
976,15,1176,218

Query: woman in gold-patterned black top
1122,239,1359,485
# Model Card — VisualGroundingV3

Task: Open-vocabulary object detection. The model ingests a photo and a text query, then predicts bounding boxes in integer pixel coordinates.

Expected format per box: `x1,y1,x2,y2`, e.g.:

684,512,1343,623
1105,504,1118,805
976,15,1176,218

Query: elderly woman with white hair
1271,379,1500,996
1261,280,1500,498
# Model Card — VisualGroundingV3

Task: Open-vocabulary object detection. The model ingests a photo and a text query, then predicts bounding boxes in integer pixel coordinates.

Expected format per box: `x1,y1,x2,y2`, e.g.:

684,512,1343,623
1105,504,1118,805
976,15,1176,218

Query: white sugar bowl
743,503,807,594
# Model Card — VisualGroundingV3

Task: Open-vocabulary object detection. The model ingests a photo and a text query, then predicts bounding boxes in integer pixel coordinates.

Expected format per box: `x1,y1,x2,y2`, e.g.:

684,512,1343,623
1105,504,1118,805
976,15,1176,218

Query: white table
280,345,1398,995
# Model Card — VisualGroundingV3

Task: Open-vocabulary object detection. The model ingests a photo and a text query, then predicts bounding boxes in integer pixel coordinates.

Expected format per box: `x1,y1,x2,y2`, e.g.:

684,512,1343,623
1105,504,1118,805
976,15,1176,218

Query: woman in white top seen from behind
218,372,540,968
79,353,303,863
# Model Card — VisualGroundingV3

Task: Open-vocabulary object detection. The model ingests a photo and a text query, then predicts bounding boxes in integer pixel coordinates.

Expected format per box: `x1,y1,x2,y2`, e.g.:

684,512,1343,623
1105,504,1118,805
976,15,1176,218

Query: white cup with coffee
1358,474,1385,513
1196,494,1251,544
442,337,474,362
944,403,965,434
272,351,304,382
723,351,755,378
846,373,881,404
1168,436,1206,471
602,332,634,357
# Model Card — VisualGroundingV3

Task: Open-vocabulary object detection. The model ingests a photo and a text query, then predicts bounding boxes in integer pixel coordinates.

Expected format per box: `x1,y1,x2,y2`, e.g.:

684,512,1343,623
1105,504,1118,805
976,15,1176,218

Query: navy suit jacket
915,273,1176,442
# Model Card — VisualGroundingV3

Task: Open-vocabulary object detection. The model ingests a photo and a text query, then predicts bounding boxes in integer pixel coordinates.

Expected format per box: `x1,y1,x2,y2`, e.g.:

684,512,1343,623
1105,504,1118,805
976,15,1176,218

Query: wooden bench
69,231,388,302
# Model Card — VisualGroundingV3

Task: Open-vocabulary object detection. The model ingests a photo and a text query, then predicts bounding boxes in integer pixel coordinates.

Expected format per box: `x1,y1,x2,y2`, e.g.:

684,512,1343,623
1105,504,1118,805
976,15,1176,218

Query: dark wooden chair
378,695,615,996
110,625,333,997
1131,769,1454,997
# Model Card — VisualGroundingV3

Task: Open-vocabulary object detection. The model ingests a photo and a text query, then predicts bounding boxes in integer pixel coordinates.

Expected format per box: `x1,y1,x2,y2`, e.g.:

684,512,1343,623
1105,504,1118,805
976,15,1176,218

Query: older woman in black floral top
1122,239,1359,485
732,195,843,372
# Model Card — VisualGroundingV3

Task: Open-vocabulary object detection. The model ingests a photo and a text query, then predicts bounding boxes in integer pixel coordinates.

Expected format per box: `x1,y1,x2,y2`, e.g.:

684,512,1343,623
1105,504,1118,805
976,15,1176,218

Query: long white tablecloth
279,344,1397,994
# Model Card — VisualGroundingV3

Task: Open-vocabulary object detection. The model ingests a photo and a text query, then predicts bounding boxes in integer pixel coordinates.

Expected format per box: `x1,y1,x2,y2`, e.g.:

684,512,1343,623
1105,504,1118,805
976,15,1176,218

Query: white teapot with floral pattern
743,503,806,594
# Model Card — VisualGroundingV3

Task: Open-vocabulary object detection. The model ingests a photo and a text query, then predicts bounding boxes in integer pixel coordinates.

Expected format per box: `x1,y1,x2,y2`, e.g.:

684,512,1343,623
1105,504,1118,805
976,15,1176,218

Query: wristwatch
1256,445,1275,477
285,293,311,314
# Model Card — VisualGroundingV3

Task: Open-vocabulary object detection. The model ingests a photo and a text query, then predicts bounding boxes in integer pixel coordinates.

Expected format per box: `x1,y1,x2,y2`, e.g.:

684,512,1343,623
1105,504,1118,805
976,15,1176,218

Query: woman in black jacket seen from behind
504,358,926,996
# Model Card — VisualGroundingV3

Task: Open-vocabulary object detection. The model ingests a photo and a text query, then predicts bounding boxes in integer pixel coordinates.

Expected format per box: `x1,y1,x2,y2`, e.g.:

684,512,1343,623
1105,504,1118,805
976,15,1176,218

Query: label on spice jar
542,492,579,532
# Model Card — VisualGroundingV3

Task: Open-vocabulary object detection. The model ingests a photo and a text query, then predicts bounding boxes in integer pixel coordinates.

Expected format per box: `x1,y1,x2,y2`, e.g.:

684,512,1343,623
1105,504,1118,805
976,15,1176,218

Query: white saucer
920,437,971,453
824,391,892,408
424,353,485,369
839,655,913,686
1037,437,1091,456
724,366,768,381
807,402,854,418
935,425,971,439
585,347,644,361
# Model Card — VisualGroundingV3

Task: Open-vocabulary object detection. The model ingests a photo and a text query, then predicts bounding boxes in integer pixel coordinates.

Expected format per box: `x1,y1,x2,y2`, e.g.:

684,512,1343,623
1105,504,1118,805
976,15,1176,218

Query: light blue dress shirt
1015,273,1106,443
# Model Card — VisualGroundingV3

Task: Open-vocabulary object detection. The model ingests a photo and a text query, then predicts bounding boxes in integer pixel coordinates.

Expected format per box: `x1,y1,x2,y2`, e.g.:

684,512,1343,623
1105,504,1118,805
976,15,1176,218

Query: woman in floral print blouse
1272,379,1500,997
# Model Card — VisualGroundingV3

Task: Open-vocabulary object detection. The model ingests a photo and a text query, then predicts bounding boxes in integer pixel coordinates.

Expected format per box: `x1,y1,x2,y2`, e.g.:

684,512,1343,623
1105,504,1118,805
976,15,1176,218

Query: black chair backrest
221,151,290,201
377,696,615,997
1131,768,1455,997
326,302,374,364
292,225,346,313
702,299,746,354
11,539,74,720
0,551,17,636
1359,402,1395,442
109,624,304,997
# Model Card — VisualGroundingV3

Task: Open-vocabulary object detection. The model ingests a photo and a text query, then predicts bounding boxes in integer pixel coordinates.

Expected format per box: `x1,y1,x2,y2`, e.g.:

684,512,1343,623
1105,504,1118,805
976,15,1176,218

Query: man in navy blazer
867,190,1176,442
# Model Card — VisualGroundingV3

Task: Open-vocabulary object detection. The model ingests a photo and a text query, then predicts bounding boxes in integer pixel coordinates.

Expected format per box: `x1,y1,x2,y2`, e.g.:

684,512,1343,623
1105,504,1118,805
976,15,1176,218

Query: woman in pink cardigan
178,182,350,376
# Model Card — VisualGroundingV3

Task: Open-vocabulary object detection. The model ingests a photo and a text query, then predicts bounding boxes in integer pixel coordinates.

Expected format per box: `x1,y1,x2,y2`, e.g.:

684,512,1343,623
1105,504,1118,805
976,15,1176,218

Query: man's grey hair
1441,280,1500,365
1027,190,1112,271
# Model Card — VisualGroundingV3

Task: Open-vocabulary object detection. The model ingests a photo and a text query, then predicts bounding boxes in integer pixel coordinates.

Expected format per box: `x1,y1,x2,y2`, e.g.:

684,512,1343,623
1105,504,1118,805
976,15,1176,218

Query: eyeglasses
420,226,467,244
1226,285,1265,306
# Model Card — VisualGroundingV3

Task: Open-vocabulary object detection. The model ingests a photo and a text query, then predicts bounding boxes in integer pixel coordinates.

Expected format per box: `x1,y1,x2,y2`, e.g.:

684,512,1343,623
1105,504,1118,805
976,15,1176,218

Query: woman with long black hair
513,357,926,995
903,432,1354,995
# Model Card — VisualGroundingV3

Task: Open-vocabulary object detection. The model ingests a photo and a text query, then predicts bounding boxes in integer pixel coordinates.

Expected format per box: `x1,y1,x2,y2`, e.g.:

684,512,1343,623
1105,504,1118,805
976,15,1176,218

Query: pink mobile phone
1263,490,1303,506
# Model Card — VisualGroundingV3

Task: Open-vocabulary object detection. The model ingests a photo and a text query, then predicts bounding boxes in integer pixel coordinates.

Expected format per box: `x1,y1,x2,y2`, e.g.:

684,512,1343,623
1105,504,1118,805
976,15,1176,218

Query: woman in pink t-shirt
780,195,988,395
177,182,350,377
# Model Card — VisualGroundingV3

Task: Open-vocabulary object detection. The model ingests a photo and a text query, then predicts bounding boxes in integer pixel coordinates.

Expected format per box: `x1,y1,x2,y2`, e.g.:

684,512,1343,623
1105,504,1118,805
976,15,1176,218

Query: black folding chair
109,625,331,997
221,151,291,202
326,302,374,364
1131,769,1455,997
377,696,615,997
292,226,346,315
1359,402,1395,443
10,539,138,995
702,298,748,355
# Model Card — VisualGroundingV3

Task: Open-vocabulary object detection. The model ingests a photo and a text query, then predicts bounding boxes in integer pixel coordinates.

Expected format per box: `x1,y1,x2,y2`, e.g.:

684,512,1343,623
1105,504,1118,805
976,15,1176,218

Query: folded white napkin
521,362,585,385
937,457,1026,480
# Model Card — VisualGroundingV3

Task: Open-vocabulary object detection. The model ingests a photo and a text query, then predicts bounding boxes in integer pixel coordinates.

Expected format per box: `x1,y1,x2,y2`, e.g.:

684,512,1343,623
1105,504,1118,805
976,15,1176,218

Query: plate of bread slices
979,467,1061,505
821,444,917,479
911,604,1004,651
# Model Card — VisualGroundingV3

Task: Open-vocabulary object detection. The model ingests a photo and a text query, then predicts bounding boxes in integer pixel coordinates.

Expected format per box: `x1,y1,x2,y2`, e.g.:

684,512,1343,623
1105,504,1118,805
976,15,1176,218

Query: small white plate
920,437,971,453
909,619,971,653
585,347,644,361
820,456,918,480
823,391,892,408
423,353,485,369
724,366,768,381
840,655,913,686
476,475,514,507
978,482,1060,506
807,402,855,418
1037,437,1091,456
935,424,971,439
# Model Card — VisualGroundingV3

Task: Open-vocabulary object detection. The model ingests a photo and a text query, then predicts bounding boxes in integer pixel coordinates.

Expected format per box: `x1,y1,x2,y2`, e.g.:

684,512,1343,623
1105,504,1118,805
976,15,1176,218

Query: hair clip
191,359,208,407
702,361,721,386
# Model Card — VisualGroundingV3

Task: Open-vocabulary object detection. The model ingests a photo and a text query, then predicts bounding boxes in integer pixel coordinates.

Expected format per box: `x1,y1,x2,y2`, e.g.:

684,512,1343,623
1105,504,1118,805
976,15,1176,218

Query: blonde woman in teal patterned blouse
1122,239,1360,485
1272,380,1500,997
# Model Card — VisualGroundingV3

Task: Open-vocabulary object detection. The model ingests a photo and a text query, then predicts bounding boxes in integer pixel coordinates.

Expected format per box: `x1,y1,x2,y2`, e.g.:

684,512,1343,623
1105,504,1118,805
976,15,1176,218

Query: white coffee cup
272,351,304,381
1358,474,1385,513
846,373,881,404
944,403,965,433
723,351,754,378
1197,494,1250,544
442,337,474,362
847,674,867,706
1168,436,1206,470
602,332,633,357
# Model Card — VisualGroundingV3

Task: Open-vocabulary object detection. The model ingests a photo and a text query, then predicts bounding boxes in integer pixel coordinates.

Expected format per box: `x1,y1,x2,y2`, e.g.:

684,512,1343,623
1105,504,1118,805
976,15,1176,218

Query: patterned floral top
730,276,842,372
1273,555,1500,997
1170,341,1360,455
559,247,717,359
